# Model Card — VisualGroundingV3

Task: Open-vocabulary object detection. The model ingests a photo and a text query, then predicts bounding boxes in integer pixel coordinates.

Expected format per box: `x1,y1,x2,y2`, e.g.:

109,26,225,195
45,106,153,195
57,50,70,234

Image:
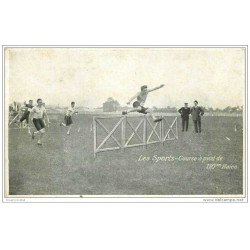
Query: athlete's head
71,102,75,108
184,103,188,108
141,85,147,93
37,98,43,106
29,100,33,105
194,100,198,106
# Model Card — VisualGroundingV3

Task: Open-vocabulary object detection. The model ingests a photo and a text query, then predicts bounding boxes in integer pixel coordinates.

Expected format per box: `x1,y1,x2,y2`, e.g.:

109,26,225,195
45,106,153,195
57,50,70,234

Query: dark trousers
20,114,29,124
182,117,189,131
193,118,201,133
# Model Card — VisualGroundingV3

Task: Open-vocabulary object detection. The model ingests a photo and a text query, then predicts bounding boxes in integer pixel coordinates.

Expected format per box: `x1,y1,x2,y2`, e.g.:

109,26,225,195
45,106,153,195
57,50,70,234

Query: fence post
160,115,163,145
143,115,147,149
9,114,19,126
121,116,126,152
93,117,97,158
175,117,178,139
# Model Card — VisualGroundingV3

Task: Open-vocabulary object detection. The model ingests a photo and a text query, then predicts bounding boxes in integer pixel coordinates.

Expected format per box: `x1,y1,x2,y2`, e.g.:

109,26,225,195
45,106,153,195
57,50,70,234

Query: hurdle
9,114,29,129
93,115,178,157
9,114,19,126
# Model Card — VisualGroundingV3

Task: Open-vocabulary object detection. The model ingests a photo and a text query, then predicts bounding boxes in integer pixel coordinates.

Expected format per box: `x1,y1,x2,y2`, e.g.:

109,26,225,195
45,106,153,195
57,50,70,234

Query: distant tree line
154,105,243,114
102,97,243,114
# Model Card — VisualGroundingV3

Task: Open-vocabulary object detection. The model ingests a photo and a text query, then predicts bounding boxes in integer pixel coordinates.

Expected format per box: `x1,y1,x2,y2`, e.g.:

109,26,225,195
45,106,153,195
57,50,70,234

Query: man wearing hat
178,103,191,132
190,100,204,133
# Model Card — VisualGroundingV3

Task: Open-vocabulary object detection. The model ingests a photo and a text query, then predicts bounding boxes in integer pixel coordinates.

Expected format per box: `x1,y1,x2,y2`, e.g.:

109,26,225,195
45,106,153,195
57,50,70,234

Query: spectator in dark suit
190,100,204,133
178,103,190,132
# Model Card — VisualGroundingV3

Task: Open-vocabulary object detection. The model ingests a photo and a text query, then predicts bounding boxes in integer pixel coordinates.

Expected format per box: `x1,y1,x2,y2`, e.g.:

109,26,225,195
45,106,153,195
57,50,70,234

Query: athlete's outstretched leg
60,122,66,127
67,124,72,135
37,129,45,145
122,108,141,115
146,109,162,122
32,130,40,139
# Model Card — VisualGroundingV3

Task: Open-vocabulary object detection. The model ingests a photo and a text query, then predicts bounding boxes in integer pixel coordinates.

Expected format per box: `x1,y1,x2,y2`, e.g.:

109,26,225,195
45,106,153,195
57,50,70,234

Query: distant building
103,97,120,112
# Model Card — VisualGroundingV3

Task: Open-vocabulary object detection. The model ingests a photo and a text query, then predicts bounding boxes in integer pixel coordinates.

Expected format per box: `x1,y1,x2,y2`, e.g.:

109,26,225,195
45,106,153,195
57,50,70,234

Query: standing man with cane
178,102,190,132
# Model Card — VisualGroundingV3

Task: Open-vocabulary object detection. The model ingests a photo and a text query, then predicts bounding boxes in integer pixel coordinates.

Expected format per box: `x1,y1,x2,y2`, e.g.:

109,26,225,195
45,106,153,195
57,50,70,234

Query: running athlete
18,100,34,134
30,98,50,145
60,102,78,135
122,84,165,122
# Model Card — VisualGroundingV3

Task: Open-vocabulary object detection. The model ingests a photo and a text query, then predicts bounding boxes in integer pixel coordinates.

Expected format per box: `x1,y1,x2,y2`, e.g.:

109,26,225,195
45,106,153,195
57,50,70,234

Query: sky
5,47,246,109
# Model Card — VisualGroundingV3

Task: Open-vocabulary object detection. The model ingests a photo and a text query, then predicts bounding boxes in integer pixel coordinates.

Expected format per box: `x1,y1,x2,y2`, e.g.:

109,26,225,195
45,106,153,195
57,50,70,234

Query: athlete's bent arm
127,92,140,105
44,110,50,124
29,108,35,125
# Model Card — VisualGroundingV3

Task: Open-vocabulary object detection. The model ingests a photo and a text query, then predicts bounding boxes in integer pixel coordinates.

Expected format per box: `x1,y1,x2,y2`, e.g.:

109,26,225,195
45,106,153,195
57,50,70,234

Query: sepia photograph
3,46,247,201
2,1,250,250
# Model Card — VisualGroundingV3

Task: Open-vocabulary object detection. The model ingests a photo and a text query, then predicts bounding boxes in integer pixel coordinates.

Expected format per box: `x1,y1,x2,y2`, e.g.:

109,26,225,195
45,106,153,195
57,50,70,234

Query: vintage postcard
3,46,247,202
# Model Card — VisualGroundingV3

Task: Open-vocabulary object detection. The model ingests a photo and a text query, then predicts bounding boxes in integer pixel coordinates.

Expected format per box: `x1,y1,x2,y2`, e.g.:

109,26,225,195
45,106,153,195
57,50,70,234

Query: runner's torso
137,92,148,106
66,107,75,117
32,106,46,119
22,104,34,115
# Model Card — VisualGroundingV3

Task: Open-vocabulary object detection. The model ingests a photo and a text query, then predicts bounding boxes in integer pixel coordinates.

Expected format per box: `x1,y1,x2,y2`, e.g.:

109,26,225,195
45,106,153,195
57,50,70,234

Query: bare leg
126,108,141,113
38,130,45,144
27,125,31,135
145,108,161,121
146,109,157,120
122,107,141,115
32,130,41,140
67,124,72,135
146,109,163,122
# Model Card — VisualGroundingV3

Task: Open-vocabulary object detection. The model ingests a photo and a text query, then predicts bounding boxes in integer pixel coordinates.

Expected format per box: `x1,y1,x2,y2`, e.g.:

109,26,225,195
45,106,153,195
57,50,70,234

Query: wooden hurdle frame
9,113,28,128
93,115,178,157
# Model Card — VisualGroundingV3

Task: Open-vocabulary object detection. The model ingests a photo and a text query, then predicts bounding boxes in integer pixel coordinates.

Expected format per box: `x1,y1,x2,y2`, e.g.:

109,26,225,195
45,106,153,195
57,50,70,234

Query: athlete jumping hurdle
122,84,165,122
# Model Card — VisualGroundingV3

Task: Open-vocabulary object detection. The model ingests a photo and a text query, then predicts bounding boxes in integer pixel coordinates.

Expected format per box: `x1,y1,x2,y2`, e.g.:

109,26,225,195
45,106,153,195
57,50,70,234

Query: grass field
8,114,244,196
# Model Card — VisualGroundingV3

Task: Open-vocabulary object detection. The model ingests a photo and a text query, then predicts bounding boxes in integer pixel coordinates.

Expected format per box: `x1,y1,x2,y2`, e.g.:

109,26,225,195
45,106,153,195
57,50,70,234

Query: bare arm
127,92,140,105
147,84,165,93
29,109,34,125
44,110,50,124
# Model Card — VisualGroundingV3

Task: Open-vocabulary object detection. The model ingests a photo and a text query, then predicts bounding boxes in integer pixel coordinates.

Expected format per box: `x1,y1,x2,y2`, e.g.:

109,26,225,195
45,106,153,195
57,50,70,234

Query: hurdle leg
143,115,147,149
9,114,19,126
93,117,97,158
175,117,178,139
160,115,164,146
121,116,126,152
